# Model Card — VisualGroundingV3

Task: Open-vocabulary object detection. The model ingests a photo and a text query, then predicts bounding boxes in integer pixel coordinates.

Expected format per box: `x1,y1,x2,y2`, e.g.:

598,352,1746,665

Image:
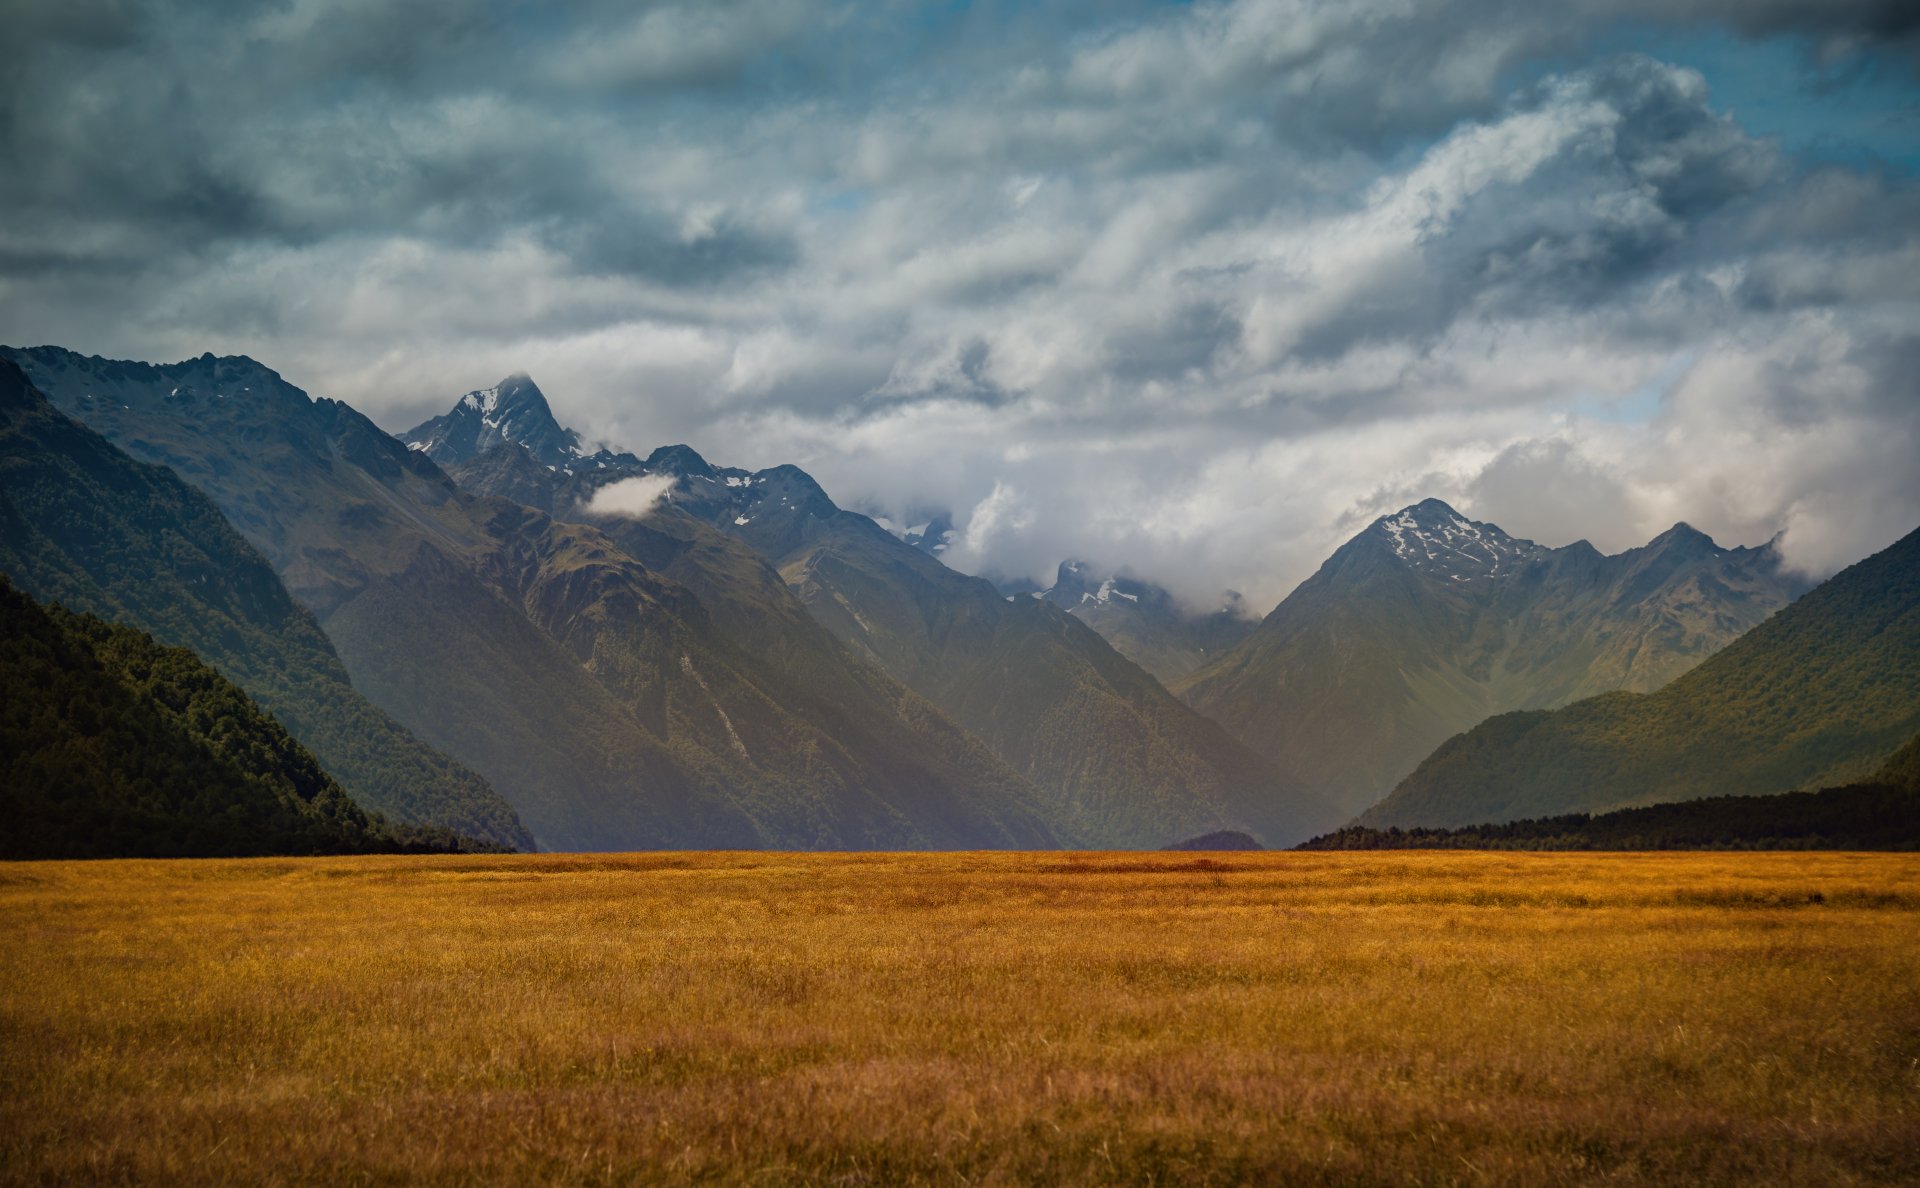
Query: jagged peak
398,372,583,465
1643,521,1722,554
10,343,286,388
898,512,955,555
643,444,717,478
1053,558,1094,586
1043,558,1100,602
458,372,549,418
755,463,834,502
1399,497,1465,523
1040,559,1166,610
3,345,310,418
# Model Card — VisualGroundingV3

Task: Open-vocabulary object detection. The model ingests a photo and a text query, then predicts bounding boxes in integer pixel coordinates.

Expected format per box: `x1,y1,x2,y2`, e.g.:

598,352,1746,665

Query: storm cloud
4,0,1917,611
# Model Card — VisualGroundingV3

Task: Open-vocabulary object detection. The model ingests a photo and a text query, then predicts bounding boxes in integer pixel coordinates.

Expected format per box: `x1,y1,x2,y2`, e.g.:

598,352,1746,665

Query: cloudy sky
5,0,1918,610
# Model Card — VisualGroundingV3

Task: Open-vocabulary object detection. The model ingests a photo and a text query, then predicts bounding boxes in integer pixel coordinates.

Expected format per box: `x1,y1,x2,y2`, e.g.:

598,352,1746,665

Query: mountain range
2,348,1069,851
1363,522,1920,829
421,376,1341,847
1172,499,1810,814
3,344,1913,856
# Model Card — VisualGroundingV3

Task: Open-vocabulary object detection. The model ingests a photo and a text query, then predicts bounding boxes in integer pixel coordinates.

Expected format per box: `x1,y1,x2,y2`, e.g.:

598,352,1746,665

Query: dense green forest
0,359,531,848
1363,524,1920,829
1,577,494,858
1303,738,1920,850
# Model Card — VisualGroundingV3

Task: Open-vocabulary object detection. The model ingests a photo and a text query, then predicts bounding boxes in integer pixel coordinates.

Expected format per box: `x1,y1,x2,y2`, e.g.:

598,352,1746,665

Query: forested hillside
0,359,533,849
1,579,480,858
1301,737,1920,851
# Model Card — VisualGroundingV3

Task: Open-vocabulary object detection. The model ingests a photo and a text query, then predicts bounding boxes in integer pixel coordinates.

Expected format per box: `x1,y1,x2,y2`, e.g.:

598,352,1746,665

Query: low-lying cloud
582,474,677,520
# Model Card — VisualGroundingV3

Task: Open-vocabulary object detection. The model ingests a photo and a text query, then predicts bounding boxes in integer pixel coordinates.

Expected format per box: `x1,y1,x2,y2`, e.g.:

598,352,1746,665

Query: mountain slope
1876,732,1920,794
448,442,1059,845
442,422,1340,847
1362,524,1920,829
8,349,1054,850
709,498,1330,847
1175,499,1808,814
0,578,451,858
477,499,1058,848
0,358,531,849
1041,560,1256,684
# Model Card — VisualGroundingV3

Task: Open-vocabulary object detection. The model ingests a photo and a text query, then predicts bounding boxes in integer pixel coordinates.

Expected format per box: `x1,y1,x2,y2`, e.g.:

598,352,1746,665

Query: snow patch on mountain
1085,577,1139,604
399,373,585,467
1374,501,1543,581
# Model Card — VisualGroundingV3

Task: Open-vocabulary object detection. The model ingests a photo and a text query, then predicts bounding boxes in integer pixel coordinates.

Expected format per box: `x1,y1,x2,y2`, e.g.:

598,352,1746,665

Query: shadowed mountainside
0,359,531,849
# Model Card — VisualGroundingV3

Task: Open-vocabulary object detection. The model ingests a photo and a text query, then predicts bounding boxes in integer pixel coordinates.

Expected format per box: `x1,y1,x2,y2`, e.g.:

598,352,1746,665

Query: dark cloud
2,0,1916,607
543,216,796,286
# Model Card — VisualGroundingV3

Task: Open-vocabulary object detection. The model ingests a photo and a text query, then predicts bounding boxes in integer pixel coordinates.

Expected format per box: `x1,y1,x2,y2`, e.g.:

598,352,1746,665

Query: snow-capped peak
455,373,545,431
1372,499,1540,580
399,373,584,467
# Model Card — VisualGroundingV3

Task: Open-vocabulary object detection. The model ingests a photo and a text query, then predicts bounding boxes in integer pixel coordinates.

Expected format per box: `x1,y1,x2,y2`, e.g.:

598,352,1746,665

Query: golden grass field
3,851,1918,1186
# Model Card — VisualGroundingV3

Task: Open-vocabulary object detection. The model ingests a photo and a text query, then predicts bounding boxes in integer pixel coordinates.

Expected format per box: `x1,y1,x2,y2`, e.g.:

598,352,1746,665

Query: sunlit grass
3,851,1917,1185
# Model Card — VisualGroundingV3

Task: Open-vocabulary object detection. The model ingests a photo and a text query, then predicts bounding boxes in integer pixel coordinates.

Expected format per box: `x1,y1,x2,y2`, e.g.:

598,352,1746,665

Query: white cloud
583,473,679,519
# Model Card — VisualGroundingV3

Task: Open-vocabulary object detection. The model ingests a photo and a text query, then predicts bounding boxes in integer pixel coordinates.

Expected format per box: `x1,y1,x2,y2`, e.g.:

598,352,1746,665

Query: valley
5,8,1916,1183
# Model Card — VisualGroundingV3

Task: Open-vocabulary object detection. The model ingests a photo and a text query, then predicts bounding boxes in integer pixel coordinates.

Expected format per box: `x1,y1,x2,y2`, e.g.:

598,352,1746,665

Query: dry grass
2,851,1918,1185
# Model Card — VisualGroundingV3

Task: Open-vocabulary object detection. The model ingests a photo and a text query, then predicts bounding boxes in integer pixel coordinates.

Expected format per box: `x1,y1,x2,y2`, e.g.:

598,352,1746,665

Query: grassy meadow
3,851,1918,1185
